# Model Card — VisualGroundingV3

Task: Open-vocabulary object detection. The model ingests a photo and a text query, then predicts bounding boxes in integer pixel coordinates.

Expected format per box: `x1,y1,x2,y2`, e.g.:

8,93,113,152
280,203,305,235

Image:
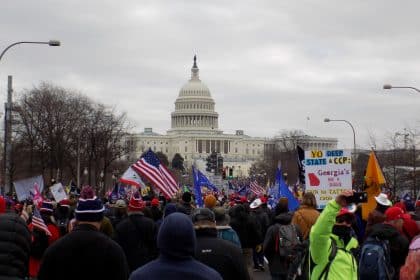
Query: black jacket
0,213,31,280
251,207,270,238
229,204,262,248
263,212,302,276
115,213,158,272
130,213,222,280
195,227,249,280
38,223,129,280
367,223,410,279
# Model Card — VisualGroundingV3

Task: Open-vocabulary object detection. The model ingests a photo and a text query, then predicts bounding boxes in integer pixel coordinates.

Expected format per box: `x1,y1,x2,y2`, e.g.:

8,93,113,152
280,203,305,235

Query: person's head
158,212,196,258
75,186,105,229
275,197,289,216
114,199,127,216
385,206,405,231
151,198,160,208
335,207,356,227
375,193,392,212
213,207,230,226
204,194,217,209
182,192,192,204
128,195,146,214
192,208,216,229
302,192,317,209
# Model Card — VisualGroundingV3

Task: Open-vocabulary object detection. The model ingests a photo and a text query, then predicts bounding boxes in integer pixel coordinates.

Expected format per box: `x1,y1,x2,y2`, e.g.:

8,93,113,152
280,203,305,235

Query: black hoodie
367,223,409,279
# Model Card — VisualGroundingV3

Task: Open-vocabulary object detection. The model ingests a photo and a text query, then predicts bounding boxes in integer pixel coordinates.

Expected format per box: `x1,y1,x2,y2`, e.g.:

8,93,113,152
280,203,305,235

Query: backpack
276,224,301,258
359,236,394,280
307,238,338,280
30,227,49,259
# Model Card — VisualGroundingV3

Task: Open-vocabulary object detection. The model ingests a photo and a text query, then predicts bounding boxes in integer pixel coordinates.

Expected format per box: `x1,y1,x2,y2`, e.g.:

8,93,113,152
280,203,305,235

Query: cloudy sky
1,0,420,149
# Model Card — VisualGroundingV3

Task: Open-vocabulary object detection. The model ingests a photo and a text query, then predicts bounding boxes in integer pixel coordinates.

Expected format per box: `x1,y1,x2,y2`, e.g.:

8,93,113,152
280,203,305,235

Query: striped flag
132,149,178,199
249,180,265,196
32,207,51,236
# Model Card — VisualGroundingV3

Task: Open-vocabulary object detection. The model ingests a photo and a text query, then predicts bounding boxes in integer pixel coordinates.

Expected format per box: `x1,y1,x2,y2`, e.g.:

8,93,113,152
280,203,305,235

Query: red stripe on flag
132,160,173,198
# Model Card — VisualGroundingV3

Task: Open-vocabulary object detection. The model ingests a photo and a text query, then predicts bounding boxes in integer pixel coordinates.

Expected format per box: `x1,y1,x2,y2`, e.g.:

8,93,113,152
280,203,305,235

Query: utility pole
3,76,13,195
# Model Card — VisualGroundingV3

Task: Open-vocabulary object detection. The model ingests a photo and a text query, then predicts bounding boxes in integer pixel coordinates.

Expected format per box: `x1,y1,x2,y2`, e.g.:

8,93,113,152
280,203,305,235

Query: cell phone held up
345,192,368,204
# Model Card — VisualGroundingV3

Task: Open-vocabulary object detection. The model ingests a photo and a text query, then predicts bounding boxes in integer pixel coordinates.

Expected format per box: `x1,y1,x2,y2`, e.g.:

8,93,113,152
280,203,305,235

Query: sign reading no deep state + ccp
304,149,352,208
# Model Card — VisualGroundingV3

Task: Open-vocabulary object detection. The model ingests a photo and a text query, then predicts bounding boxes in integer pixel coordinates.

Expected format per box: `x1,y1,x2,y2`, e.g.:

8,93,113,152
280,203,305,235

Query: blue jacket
129,213,222,280
216,225,241,247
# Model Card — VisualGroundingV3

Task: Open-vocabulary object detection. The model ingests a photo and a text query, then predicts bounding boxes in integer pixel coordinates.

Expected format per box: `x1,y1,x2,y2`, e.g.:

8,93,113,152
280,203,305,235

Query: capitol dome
169,56,220,135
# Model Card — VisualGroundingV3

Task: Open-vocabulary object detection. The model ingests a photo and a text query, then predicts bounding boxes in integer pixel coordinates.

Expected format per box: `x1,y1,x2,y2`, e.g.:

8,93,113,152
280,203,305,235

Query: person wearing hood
366,206,410,279
309,190,359,280
129,212,222,280
264,197,302,279
192,208,249,280
214,207,241,247
114,194,158,272
38,187,129,280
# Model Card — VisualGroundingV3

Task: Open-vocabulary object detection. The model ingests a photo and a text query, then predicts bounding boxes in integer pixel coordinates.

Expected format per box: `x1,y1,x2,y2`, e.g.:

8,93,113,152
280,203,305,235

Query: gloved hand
256,244,262,253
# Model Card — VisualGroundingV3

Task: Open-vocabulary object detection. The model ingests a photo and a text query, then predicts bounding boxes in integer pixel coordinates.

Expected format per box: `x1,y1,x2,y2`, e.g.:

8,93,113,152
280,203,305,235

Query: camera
345,192,368,204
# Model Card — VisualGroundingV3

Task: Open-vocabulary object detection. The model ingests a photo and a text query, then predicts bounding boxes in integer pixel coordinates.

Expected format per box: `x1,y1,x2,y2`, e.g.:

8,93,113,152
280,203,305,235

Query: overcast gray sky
1,0,420,149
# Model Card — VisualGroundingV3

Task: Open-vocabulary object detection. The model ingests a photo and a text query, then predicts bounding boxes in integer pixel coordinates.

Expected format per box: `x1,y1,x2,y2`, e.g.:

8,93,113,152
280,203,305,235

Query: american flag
249,180,265,196
32,207,51,236
132,149,178,198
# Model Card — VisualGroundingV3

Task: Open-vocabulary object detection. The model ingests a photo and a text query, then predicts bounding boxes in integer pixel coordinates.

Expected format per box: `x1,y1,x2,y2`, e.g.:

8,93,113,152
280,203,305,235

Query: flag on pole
192,166,204,207
132,149,179,198
297,145,306,186
249,181,265,196
31,207,52,236
119,166,145,188
193,168,219,193
362,151,386,220
276,166,300,211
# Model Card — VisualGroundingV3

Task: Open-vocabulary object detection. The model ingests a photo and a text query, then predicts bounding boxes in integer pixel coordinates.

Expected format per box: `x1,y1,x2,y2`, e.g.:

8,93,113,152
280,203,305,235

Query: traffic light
216,155,223,175
222,168,226,179
229,167,233,178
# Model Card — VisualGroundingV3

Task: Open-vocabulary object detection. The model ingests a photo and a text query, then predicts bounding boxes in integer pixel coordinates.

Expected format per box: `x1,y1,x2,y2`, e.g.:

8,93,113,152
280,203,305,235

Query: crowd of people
0,185,419,280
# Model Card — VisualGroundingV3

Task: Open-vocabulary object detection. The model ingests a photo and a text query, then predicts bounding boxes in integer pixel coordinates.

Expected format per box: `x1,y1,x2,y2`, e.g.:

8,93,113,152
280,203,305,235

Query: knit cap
204,194,217,209
40,200,54,214
75,186,104,222
385,206,404,222
128,193,146,212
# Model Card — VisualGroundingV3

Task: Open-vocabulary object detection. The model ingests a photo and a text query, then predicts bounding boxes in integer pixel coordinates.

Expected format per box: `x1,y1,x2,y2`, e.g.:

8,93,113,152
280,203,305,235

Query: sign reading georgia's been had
304,149,352,208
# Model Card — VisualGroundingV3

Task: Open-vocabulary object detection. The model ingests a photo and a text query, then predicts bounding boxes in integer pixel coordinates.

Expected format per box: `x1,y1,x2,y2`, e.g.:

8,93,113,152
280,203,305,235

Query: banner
50,183,67,202
304,149,352,208
14,175,44,202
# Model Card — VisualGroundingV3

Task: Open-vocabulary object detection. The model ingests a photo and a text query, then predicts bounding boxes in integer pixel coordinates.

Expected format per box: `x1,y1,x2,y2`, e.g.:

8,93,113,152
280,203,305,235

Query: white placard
304,149,352,208
50,183,68,202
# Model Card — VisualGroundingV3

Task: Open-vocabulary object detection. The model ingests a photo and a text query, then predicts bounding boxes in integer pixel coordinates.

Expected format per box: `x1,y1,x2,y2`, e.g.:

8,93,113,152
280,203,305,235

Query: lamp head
48,40,61,46
324,118,331,122
383,84,392,90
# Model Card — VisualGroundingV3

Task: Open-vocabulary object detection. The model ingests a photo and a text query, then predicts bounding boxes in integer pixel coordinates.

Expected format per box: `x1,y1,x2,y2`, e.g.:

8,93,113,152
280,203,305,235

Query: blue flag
194,167,219,193
276,167,300,211
192,166,204,207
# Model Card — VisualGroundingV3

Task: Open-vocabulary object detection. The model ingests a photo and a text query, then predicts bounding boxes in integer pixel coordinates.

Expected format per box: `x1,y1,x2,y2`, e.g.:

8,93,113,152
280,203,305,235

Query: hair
302,192,317,209
376,203,389,213
336,213,355,225
275,198,289,216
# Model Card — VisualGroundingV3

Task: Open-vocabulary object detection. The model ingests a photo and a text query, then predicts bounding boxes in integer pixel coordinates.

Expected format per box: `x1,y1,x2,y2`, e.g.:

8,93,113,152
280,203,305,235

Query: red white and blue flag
250,180,265,196
32,207,51,236
132,149,178,198
119,166,145,188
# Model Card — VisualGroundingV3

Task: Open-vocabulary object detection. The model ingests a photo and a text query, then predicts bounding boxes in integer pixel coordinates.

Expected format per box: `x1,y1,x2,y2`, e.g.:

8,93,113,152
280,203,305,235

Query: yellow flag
362,151,386,220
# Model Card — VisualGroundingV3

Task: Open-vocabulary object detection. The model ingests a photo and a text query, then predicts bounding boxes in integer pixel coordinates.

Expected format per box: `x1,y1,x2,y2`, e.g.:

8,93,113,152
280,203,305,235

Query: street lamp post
324,118,357,186
383,84,420,93
0,40,61,195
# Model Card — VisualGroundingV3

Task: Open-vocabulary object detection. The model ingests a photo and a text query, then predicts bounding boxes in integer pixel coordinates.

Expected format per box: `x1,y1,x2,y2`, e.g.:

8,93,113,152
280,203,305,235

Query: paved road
252,263,271,280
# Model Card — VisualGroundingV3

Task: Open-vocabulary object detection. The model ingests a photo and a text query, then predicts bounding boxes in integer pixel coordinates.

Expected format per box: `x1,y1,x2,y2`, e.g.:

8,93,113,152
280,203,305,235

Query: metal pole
3,76,12,195
76,134,80,188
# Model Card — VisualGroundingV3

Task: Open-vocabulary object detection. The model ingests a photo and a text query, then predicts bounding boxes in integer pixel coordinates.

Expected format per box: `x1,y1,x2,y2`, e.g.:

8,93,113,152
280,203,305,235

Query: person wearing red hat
150,197,162,222
363,206,410,279
114,194,158,272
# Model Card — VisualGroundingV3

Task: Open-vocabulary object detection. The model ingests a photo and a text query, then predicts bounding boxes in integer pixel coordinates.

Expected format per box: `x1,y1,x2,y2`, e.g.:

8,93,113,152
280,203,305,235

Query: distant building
127,57,337,176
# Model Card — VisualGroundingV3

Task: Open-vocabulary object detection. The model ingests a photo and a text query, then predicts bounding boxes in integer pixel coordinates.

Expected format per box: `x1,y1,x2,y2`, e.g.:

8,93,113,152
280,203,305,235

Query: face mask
332,225,352,245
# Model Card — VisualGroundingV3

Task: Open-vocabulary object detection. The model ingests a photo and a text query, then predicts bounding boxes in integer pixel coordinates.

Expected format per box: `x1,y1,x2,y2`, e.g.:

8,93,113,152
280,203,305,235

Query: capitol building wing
127,57,337,176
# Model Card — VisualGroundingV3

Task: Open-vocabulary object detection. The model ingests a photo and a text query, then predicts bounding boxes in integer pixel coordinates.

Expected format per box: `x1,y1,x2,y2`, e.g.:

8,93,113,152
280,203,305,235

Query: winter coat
38,223,129,280
150,206,162,222
130,213,222,280
252,207,271,238
367,222,410,279
0,213,31,280
365,208,387,237
195,227,249,280
263,212,303,276
309,200,359,280
114,213,158,272
229,205,262,249
216,225,241,247
292,205,320,240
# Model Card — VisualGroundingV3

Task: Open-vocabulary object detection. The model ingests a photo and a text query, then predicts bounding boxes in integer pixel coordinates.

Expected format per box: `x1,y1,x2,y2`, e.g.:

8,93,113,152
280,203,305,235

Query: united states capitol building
126,57,337,176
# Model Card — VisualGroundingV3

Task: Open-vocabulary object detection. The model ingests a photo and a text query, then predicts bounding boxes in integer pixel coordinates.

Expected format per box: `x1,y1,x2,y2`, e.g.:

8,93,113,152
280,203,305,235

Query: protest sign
305,149,352,208
14,175,44,201
50,183,67,202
